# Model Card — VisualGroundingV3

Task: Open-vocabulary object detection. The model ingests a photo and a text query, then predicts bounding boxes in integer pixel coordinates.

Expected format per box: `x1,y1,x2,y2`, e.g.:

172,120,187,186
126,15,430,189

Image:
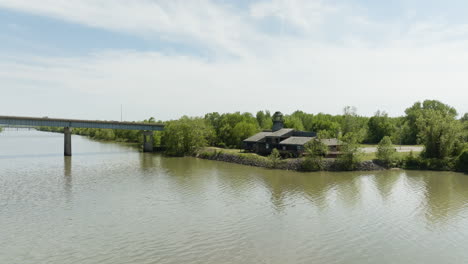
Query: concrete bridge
0,115,164,156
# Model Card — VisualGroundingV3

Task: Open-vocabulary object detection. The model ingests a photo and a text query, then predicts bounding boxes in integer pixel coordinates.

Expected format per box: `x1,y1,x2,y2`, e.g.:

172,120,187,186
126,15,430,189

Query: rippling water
1,130,467,264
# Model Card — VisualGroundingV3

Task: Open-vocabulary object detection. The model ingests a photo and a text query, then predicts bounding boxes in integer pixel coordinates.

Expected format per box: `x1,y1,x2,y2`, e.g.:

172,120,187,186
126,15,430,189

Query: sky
1,0,468,121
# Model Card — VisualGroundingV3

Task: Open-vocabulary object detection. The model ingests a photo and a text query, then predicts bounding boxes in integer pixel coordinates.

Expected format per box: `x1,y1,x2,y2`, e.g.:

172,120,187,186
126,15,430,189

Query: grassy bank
196,147,468,173
361,151,421,162
196,147,384,172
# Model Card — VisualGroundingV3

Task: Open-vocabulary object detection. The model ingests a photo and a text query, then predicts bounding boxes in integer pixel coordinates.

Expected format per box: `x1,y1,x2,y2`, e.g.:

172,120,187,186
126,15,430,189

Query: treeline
37,100,468,172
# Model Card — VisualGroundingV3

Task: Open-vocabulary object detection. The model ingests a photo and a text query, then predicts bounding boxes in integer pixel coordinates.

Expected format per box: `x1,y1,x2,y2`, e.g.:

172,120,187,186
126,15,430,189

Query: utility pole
120,104,123,122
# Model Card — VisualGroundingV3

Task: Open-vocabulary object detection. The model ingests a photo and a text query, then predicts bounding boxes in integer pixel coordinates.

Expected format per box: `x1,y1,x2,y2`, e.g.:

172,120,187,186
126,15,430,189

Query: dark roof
279,137,314,145
243,132,271,142
266,128,294,137
320,138,342,146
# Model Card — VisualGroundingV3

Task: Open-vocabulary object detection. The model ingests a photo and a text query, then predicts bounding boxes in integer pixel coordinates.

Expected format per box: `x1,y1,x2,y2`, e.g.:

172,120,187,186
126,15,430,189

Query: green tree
162,116,214,156
416,109,463,159
302,138,328,171
256,110,273,129
456,151,468,173
305,138,328,157
231,121,259,148
341,106,367,142
213,112,259,148
268,148,281,168
376,136,396,167
461,113,468,122
403,100,458,144
284,115,304,131
337,132,362,170
367,111,396,143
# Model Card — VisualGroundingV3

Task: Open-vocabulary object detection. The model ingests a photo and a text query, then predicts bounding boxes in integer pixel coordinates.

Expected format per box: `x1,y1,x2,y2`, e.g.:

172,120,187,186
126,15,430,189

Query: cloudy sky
1,0,467,121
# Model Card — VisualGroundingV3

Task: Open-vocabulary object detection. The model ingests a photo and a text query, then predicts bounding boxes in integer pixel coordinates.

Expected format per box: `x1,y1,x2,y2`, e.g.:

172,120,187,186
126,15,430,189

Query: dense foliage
162,117,213,156
337,133,362,170
302,138,328,171
376,136,396,167
36,99,468,172
456,151,468,173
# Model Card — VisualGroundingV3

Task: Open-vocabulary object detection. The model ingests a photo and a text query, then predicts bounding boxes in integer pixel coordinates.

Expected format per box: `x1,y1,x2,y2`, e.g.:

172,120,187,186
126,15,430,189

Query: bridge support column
64,127,72,156
142,131,154,152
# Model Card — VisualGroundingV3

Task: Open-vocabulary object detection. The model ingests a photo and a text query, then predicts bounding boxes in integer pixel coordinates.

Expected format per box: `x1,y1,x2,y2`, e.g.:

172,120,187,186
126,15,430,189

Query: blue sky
1,0,468,121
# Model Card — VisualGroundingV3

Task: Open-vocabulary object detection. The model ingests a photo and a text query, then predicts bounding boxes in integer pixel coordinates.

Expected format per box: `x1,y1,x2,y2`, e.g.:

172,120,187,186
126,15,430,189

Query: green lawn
360,151,421,161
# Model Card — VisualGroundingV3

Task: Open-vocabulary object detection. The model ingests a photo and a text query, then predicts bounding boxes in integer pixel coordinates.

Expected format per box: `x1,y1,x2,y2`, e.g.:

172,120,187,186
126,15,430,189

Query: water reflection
405,171,468,224
370,170,402,202
63,156,72,203
1,130,468,264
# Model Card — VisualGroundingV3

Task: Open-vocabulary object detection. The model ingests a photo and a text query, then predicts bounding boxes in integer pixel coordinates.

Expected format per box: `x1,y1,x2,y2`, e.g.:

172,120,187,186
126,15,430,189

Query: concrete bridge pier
142,131,154,152
64,127,72,156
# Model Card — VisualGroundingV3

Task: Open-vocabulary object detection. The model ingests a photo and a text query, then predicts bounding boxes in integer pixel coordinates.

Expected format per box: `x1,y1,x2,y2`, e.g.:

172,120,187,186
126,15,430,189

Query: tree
205,112,258,148
231,121,258,148
268,148,281,168
305,138,328,157
302,138,328,171
341,106,367,142
456,151,468,173
256,110,273,129
162,116,214,156
337,132,362,170
376,136,396,167
461,113,468,122
284,115,304,131
367,111,396,143
404,100,458,144
310,113,341,138
416,108,463,159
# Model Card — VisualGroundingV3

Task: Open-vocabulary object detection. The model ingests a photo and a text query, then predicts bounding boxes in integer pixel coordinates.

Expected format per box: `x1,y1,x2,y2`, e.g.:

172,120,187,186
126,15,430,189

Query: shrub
301,157,323,171
403,151,424,170
337,133,361,171
376,136,396,168
456,151,468,173
268,148,281,168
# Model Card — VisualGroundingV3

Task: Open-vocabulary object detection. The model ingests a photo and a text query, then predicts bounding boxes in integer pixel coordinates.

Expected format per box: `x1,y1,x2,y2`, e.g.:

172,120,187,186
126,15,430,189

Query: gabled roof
279,137,314,145
266,128,294,138
243,132,272,142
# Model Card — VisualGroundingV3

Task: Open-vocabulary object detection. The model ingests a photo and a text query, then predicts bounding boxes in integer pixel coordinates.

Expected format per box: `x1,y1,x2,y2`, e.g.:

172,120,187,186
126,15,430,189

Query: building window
266,143,269,149
283,146,286,150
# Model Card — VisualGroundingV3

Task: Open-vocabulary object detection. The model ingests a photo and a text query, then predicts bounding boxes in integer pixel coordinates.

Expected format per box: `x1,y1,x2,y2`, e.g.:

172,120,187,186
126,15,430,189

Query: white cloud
250,0,338,32
0,0,468,120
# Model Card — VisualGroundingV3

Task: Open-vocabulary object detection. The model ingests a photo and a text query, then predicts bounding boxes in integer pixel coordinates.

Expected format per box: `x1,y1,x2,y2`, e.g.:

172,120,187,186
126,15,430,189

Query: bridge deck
0,116,164,131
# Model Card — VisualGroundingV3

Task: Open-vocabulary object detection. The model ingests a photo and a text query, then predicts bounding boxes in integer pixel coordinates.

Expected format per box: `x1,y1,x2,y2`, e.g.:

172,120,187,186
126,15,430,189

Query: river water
0,130,467,264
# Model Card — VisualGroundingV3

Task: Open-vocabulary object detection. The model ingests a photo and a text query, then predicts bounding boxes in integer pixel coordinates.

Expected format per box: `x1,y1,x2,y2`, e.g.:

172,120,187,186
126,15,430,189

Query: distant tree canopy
416,108,463,159
366,111,396,144
403,100,458,145
376,136,396,167
461,113,468,122
162,116,214,156
34,100,468,162
204,112,259,148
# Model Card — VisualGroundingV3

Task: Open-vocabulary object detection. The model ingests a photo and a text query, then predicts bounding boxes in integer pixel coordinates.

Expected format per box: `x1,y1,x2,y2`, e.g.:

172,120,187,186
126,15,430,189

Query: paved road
361,146,424,153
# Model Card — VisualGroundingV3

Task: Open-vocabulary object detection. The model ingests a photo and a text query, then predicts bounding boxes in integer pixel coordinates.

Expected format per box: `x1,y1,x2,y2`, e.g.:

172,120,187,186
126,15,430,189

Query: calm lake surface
1,130,467,264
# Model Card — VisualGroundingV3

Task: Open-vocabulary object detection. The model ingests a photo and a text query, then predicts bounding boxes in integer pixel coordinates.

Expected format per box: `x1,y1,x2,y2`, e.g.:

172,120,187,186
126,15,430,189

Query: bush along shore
196,148,385,172
195,142,468,173
35,99,468,174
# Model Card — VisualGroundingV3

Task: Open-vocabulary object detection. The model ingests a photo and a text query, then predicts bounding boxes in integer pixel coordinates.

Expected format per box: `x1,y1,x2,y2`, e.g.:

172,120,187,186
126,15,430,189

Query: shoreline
195,148,386,172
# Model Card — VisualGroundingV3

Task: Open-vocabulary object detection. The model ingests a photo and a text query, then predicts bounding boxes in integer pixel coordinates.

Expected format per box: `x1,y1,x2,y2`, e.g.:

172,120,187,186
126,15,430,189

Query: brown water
0,130,467,264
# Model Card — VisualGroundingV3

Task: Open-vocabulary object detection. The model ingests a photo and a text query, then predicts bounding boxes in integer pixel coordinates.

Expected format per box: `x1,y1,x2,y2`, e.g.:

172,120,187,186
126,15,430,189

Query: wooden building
243,111,342,157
